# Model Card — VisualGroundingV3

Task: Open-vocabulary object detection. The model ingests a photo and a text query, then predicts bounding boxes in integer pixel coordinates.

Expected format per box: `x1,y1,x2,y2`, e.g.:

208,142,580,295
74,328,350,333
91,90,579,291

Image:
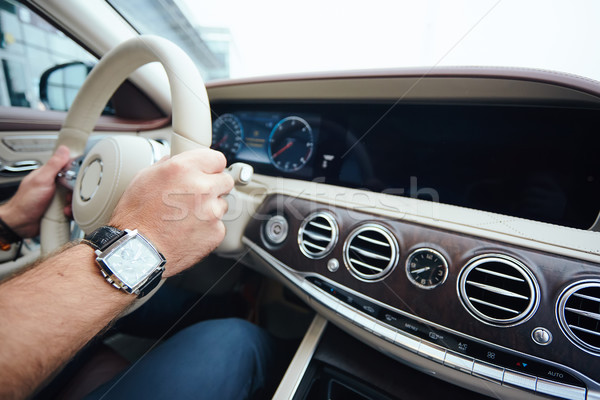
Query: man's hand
0,146,71,238
109,148,234,277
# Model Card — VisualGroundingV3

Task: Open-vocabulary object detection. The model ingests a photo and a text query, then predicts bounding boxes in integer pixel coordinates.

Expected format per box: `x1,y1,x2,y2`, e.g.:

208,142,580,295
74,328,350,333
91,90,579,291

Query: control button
336,303,356,322
353,312,375,332
328,295,343,314
372,322,397,343
444,351,474,374
531,327,552,346
394,332,421,353
536,378,586,400
472,361,504,383
541,367,583,386
264,215,288,245
418,342,446,363
503,370,537,391
239,164,253,183
327,258,339,272
380,311,403,329
354,300,380,318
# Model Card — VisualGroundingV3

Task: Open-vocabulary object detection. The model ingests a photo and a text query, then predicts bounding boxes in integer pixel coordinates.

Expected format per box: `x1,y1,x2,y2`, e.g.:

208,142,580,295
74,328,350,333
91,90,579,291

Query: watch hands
412,266,431,275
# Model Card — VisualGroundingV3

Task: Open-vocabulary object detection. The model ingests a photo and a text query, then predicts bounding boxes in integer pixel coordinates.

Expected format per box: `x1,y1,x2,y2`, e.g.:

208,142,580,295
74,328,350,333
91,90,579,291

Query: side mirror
39,61,163,119
39,62,92,112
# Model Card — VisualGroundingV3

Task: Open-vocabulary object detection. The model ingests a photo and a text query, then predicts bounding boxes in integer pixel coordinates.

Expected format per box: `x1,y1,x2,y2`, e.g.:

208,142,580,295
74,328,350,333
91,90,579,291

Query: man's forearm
0,244,135,399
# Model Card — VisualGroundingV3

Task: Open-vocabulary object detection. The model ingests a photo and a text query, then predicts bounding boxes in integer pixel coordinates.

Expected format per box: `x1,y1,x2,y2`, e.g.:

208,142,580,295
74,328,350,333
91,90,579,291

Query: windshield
108,0,600,83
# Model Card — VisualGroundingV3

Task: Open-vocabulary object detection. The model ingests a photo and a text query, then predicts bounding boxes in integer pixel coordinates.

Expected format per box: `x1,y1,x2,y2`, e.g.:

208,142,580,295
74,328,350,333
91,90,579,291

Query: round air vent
557,280,600,355
458,254,539,327
298,212,338,259
343,224,399,281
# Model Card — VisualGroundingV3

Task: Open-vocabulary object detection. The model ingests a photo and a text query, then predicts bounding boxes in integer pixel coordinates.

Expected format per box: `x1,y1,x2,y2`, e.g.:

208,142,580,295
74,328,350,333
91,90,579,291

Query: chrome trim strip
342,224,399,282
349,258,383,272
476,267,525,282
303,230,331,242
79,158,103,202
309,220,332,230
572,293,600,303
536,378,586,400
569,325,600,337
298,211,339,260
242,237,599,396
357,234,390,246
303,241,326,251
468,297,520,315
349,245,391,261
466,281,530,300
556,280,600,356
272,315,327,399
472,361,504,383
502,370,537,391
457,254,540,327
565,308,600,322
444,351,475,374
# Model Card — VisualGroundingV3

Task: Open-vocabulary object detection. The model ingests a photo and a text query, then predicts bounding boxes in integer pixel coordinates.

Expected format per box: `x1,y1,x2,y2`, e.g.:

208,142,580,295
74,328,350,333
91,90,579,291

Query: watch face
104,235,163,289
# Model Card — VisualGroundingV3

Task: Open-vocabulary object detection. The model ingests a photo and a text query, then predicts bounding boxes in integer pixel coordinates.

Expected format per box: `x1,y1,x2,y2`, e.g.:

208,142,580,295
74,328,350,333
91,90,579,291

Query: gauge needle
412,266,431,274
272,140,294,159
217,134,229,147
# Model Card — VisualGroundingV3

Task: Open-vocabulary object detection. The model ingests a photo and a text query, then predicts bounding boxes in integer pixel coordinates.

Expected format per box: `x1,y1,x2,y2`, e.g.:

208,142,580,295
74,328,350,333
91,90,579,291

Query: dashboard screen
212,111,320,179
338,104,600,229
212,103,600,230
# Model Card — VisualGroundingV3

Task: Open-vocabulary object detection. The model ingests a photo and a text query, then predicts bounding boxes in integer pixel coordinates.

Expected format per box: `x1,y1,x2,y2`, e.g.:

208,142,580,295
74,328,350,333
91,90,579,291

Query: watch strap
82,226,126,251
0,217,22,251
138,267,163,298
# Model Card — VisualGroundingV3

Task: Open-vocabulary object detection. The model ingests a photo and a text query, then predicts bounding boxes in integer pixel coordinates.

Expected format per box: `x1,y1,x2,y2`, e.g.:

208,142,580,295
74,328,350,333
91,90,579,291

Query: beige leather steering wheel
40,35,211,255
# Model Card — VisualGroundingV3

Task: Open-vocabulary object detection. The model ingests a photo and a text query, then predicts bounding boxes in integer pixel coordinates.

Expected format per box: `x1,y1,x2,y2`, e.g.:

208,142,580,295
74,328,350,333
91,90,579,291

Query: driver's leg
83,318,274,400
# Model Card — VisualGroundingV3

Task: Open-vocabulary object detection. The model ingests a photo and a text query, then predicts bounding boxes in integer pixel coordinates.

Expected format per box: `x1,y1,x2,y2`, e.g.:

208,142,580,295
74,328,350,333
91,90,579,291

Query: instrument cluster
211,112,319,175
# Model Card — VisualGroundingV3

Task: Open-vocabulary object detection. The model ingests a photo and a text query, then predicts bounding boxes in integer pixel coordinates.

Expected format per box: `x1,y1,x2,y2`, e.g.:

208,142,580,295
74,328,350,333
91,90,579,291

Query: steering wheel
40,35,211,259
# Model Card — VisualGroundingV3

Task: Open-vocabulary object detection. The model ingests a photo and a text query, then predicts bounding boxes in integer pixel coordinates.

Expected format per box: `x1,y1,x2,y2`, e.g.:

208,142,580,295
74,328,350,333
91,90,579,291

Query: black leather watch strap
82,226,126,251
138,268,163,298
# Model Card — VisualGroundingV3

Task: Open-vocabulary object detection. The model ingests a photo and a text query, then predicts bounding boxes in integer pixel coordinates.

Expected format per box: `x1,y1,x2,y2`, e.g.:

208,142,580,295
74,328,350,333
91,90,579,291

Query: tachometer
268,116,314,172
212,113,244,156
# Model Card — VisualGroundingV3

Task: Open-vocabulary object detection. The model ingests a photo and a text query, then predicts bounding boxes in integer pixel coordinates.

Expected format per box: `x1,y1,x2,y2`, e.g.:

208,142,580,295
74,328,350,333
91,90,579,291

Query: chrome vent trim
298,212,338,259
458,254,539,327
557,280,600,356
343,224,399,282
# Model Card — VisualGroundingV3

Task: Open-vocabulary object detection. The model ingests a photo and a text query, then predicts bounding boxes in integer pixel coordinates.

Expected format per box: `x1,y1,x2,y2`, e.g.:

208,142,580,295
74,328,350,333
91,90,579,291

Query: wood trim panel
0,106,170,132
245,194,600,381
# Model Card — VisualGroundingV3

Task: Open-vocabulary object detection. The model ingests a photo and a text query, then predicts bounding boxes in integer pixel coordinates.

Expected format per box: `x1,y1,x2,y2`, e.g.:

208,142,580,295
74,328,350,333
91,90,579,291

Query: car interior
1,1,599,399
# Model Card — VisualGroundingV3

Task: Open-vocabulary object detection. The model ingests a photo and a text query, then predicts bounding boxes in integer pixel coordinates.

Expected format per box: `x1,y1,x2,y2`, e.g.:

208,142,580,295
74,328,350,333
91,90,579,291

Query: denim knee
85,318,274,400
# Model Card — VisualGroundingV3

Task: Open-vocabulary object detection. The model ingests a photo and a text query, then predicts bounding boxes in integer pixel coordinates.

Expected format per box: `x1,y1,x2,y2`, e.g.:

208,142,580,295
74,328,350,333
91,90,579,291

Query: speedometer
212,113,243,156
268,116,314,172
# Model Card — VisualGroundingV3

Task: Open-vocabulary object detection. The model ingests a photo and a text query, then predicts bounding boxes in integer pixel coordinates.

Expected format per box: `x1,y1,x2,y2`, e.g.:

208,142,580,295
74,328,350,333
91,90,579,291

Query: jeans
84,318,274,400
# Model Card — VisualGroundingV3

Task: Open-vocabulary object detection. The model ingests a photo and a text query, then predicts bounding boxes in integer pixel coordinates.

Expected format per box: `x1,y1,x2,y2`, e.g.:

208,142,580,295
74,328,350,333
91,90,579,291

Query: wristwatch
82,226,166,298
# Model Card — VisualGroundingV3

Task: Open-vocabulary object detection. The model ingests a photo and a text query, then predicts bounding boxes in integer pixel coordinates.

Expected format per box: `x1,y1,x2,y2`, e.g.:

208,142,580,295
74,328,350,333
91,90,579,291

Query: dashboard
212,103,600,230
206,69,600,400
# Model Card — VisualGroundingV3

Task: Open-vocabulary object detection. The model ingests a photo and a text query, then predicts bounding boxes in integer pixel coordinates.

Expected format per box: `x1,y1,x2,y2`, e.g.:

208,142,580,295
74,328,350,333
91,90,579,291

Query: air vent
298,212,338,259
458,255,539,326
557,280,600,355
343,224,399,281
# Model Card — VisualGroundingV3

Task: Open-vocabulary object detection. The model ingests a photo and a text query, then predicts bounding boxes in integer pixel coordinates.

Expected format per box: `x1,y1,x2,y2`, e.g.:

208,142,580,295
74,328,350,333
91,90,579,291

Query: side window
0,0,96,111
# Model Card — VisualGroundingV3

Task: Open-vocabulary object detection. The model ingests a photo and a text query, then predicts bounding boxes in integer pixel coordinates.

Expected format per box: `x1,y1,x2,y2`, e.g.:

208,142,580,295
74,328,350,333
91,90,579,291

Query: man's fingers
65,191,73,218
174,148,227,174
37,145,71,181
193,173,234,197
216,173,235,196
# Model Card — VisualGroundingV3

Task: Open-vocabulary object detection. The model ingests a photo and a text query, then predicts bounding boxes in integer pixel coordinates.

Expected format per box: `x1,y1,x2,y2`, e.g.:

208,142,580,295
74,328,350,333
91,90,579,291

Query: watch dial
105,236,162,288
